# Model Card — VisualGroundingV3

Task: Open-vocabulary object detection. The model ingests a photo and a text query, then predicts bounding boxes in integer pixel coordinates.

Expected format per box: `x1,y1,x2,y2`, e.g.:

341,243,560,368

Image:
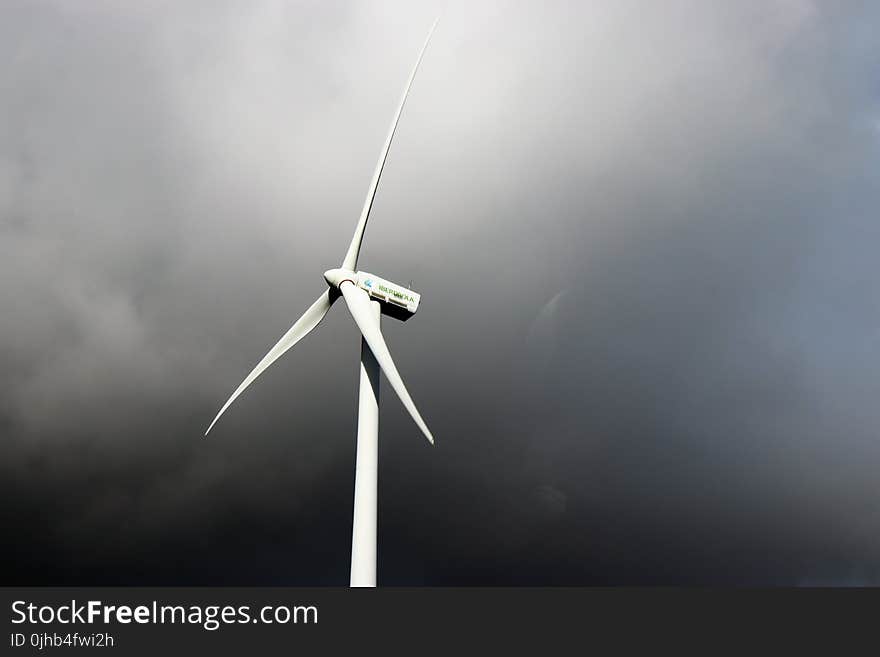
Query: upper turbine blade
341,17,439,272
340,283,434,444
205,290,336,435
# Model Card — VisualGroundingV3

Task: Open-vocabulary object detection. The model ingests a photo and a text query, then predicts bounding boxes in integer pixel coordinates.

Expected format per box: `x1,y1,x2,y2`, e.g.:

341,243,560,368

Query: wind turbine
205,20,439,587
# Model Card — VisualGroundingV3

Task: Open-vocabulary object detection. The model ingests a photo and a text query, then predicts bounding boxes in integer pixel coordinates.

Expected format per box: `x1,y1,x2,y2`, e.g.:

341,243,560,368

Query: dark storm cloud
1,0,879,584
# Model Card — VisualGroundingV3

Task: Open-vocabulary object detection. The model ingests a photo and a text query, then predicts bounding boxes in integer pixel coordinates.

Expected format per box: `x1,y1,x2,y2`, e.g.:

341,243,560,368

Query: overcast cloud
1,0,879,584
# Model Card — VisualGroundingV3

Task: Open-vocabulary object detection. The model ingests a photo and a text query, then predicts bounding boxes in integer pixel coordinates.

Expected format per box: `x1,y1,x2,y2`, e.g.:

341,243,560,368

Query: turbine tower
206,19,439,587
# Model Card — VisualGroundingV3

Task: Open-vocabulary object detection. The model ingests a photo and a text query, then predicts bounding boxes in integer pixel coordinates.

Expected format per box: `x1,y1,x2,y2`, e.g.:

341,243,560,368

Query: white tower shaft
350,300,381,587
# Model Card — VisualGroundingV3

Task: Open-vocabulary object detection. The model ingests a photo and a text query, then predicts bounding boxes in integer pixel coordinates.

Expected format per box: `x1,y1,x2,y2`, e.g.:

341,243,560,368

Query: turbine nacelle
325,269,421,321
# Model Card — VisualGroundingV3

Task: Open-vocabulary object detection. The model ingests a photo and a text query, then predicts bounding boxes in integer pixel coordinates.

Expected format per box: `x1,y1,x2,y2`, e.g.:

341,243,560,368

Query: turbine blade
341,17,439,272
340,283,434,444
205,289,336,435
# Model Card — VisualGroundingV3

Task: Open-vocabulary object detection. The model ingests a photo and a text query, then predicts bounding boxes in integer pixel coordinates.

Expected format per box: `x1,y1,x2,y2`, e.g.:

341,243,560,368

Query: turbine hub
324,268,356,289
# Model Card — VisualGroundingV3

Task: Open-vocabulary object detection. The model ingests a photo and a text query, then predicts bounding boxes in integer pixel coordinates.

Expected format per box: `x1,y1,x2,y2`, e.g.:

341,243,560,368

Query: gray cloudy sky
2,0,879,585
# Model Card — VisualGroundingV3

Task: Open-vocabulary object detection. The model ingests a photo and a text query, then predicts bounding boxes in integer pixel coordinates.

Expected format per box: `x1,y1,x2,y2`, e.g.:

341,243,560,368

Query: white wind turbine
205,20,439,587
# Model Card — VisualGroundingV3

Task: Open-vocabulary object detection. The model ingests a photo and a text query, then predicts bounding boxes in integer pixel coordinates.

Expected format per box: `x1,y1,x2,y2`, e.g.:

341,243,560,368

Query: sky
1,0,879,585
